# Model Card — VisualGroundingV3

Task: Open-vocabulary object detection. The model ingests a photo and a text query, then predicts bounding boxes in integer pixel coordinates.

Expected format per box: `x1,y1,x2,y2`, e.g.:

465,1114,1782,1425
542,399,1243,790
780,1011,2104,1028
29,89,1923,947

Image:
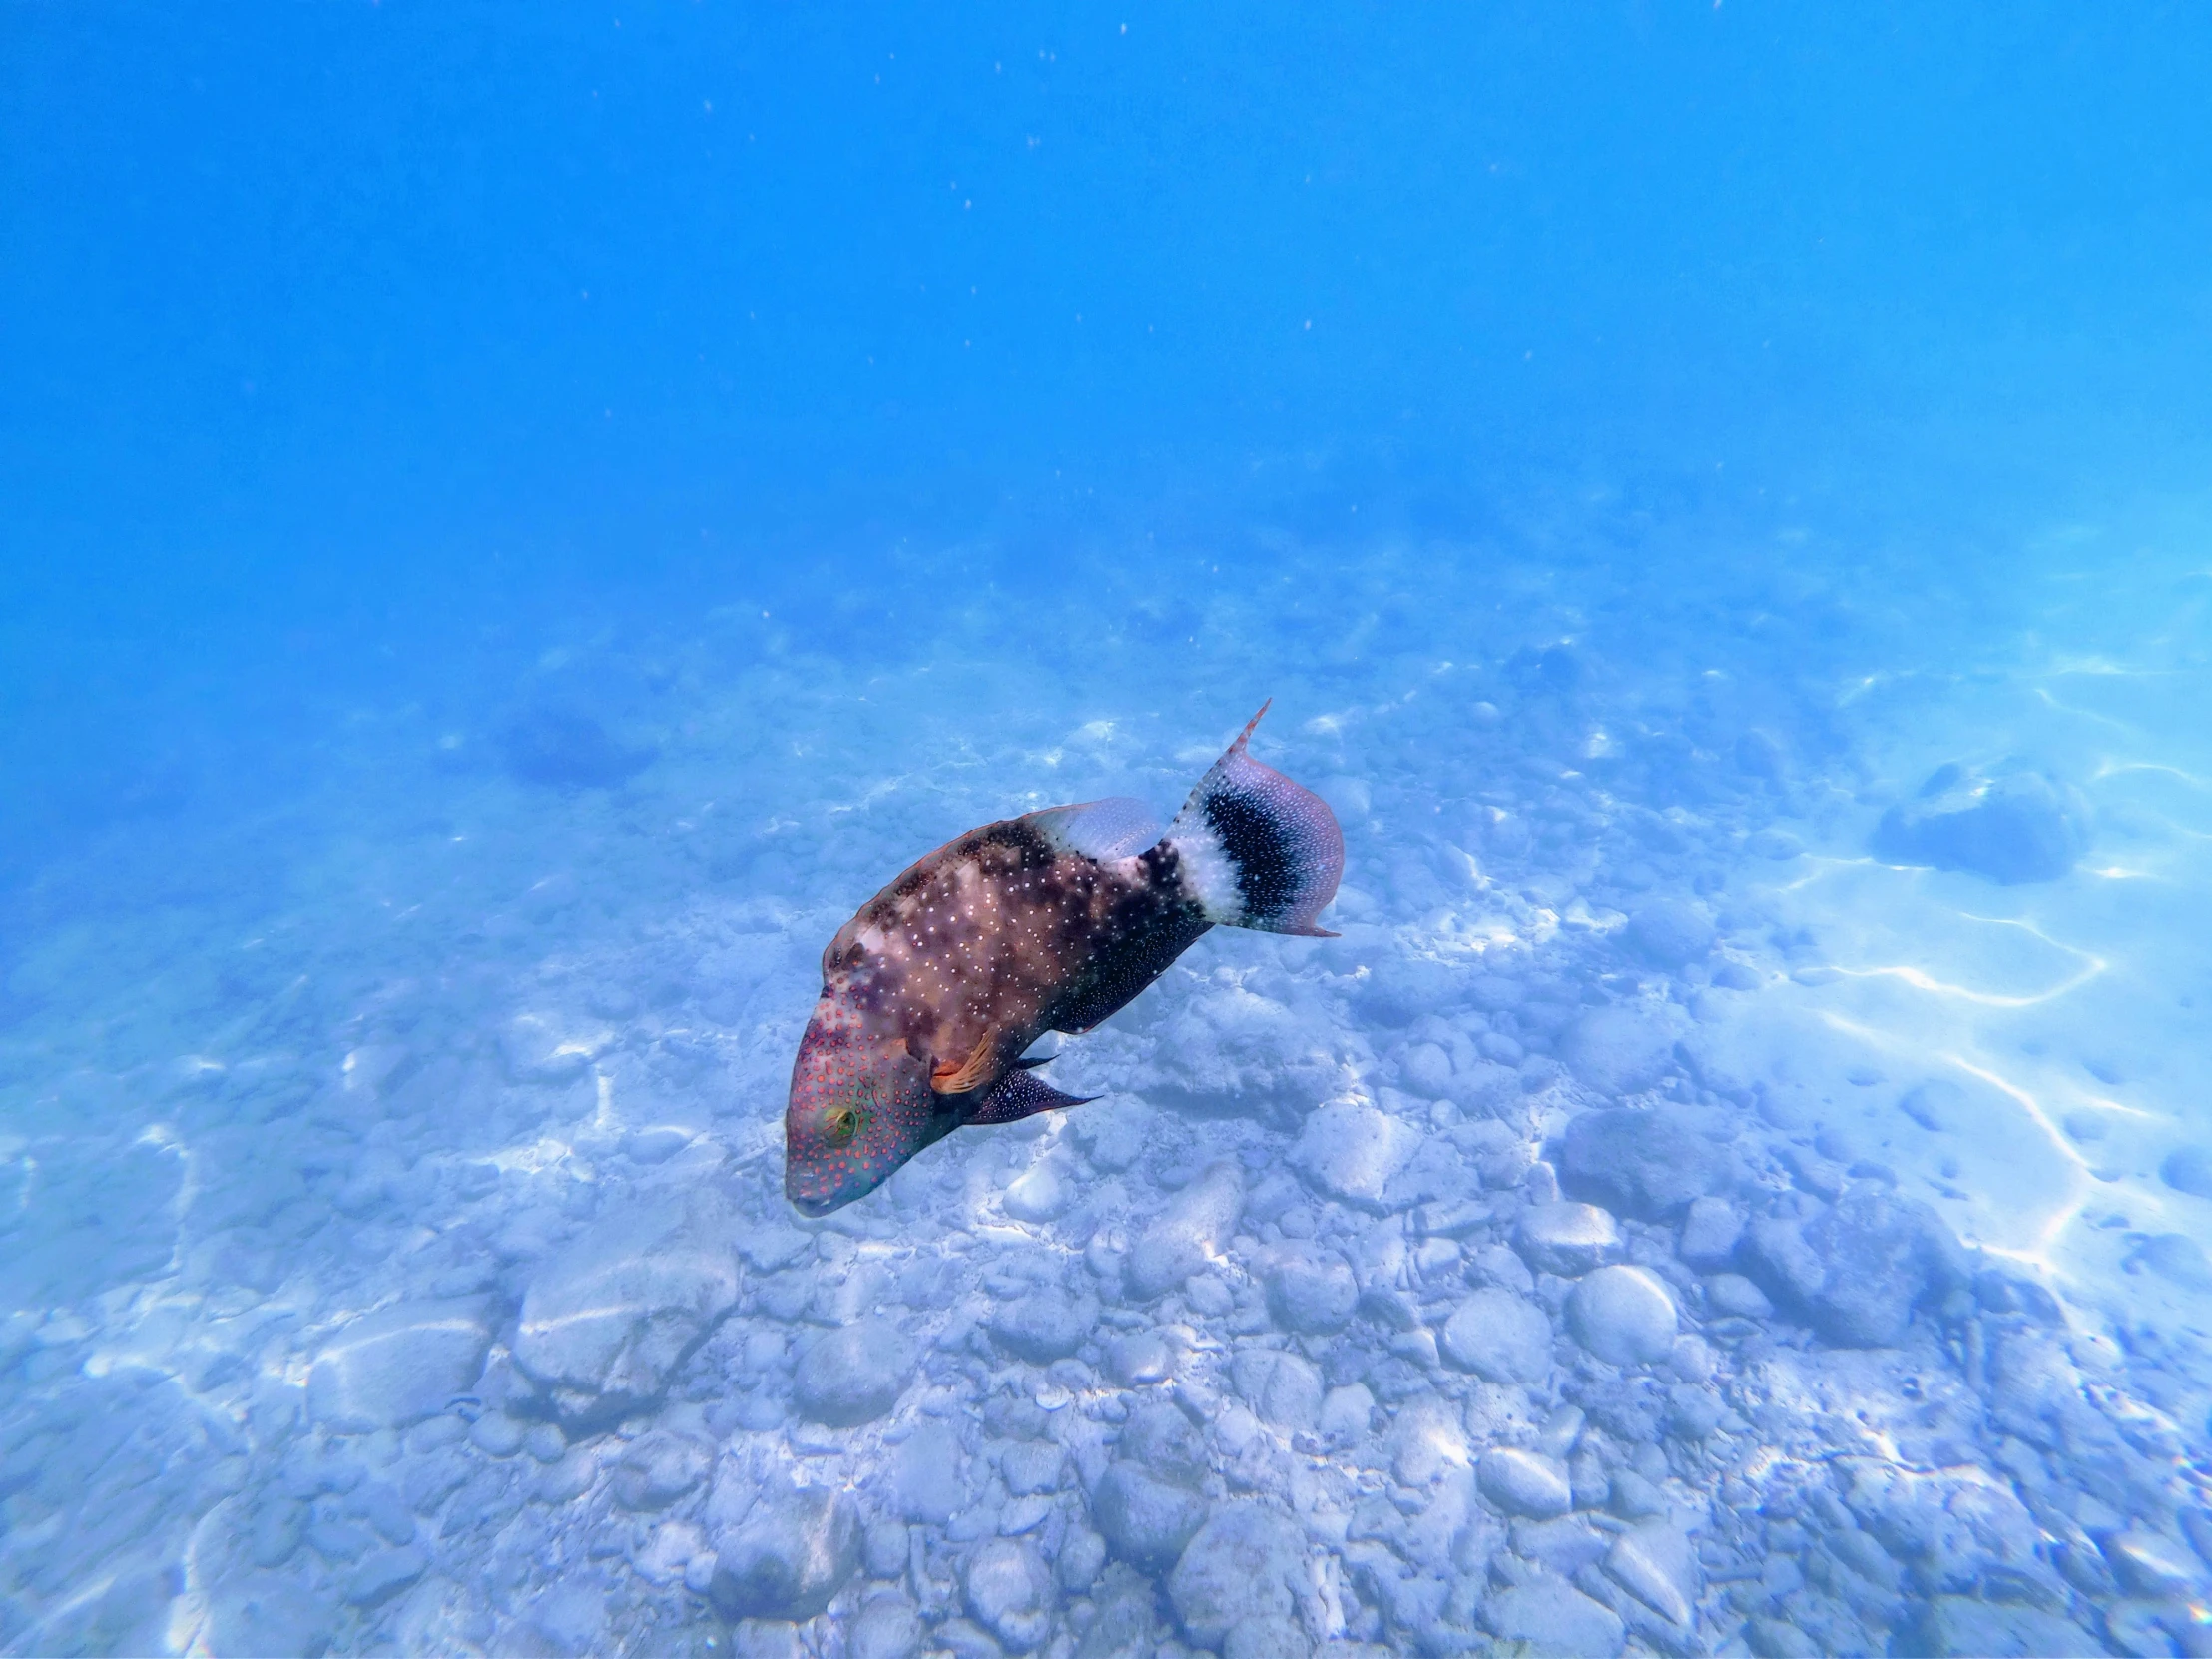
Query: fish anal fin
969,1068,1097,1126
930,1031,999,1095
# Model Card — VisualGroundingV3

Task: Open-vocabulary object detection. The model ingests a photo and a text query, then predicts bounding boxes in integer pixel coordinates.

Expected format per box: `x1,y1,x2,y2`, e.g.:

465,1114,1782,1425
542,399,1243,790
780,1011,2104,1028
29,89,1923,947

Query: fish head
783,994,937,1216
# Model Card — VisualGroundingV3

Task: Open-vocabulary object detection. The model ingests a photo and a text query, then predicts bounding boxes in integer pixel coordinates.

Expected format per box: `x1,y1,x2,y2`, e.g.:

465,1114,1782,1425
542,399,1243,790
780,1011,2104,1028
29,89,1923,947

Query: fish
784,702,1344,1215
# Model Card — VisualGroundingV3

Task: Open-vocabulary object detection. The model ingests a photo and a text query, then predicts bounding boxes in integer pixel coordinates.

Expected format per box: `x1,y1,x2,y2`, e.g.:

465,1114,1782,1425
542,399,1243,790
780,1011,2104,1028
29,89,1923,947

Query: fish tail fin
1163,700,1344,936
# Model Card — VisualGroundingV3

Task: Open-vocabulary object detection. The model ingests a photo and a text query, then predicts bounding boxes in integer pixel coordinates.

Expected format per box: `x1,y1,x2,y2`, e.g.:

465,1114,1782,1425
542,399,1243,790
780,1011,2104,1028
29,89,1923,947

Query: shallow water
6,7,2212,1657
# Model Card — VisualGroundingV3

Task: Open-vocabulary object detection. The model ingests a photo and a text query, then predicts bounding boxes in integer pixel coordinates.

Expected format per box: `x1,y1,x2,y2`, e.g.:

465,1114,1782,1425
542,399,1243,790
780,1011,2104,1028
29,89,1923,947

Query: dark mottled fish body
785,704,1343,1215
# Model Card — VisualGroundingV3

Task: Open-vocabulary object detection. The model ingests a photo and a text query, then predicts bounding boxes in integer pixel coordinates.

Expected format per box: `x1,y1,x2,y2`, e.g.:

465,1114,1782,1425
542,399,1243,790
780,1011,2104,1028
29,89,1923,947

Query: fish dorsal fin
1164,700,1345,936
1029,797,1164,861
929,1030,999,1095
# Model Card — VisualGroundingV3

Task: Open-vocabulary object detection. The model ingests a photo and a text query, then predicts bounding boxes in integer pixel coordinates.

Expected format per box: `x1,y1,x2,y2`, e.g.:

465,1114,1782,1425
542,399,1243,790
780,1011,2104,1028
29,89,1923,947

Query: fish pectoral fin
929,1032,999,1095
969,1069,1097,1126
1009,1054,1053,1070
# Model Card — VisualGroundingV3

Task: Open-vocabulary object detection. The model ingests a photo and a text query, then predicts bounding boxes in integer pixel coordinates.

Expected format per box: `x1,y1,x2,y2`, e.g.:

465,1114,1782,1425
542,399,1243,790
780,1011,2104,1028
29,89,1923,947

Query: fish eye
825,1107,859,1146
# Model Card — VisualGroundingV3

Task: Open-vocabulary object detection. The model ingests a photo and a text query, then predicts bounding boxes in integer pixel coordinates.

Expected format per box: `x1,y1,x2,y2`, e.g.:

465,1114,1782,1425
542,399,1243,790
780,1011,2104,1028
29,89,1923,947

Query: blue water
6,6,2212,1655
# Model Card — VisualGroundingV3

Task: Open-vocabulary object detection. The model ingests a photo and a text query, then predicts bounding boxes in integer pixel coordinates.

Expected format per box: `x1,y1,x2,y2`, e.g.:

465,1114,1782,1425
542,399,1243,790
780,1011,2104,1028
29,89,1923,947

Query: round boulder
1266,1247,1360,1336
710,1485,859,1621
1623,900,1716,969
1559,1108,1734,1221
1559,1008,1674,1097
1439,1288,1553,1384
1570,1266,1679,1366
1515,1202,1623,1277
989,1294,1096,1365
793,1319,913,1426
1092,1463,1207,1570
611,1430,713,1511
1167,1504,1307,1649
1477,1447,1573,1519
963,1538,1057,1653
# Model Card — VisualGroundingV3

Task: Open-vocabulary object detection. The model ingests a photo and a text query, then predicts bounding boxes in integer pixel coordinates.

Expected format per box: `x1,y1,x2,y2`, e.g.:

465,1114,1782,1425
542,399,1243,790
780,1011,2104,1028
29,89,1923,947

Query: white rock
710,1484,859,1622
794,1319,914,1426
1167,1504,1309,1648
513,1195,741,1422
1516,1201,1623,1278
1319,1383,1376,1442
1486,1577,1625,1656
1229,1349,1323,1432
633,1520,710,1586
305,1296,494,1433
963,1538,1057,1653
1125,1162,1245,1299
1391,1397,1470,1486
1604,1520,1698,1627
1439,1288,1553,1383
500,1012,610,1083
1570,1266,1679,1367
1477,1446,1572,1518
1291,1099,1421,1210
1266,1245,1360,1335
1003,1158,1072,1223
1559,1007,1673,1097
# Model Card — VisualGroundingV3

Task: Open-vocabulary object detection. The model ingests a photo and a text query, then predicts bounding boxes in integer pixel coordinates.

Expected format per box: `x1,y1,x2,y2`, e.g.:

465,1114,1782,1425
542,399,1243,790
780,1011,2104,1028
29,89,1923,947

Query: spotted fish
784,703,1344,1215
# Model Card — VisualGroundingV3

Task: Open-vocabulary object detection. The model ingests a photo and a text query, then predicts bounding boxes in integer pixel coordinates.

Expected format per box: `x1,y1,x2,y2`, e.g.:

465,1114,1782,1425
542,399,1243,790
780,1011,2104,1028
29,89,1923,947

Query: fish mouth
784,1176,846,1218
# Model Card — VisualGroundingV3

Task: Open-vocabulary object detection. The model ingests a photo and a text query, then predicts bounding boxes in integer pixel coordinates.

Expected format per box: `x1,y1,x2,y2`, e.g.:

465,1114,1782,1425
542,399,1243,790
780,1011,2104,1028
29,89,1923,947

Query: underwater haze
6,3,2212,1654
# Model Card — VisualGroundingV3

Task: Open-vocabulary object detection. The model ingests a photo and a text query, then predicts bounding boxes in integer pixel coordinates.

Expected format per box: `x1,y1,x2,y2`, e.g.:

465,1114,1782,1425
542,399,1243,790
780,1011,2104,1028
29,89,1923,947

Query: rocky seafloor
2,503,2210,1657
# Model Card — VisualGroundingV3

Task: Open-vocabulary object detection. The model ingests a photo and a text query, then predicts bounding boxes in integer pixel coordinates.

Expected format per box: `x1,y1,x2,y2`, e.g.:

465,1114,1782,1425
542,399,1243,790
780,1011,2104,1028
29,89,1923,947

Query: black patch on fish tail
1166,702,1345,935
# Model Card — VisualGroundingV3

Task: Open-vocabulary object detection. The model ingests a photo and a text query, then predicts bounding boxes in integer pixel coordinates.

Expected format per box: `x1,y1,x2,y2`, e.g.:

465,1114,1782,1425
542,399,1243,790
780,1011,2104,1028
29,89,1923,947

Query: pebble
467,1411,526,1458
847,1594,925,1659
1605,1520,1697,1625
1319,1383,1376,1441
304,1296,496,1433
963,1538,1057,1653
1125,1161,1245,1299
611,1430,712,1511
512,1196,741,1423
1229,1348,1323,1432
989,1294,1095,1364
2102,1529,2202,1598
1558,1007,1674,1096
710,1484,860,1622
1104,1332,1173,1386
1742,1183,1969,1347
1705,1272,1773,1318
1560,1107,1735,1220
1478,1447,1573,1518
1266,1245,1360,1335
1898,1078,1965,1133
1166,1504,1308,1649
344,1544,428,1608
1438,1288,1553,1383
2159,1146,2212,1200
793,1319,913,1426
1871,763,2090,884
1623,899,1716,968
1569,1265,1678,1366
1092,1463,1207,1570
1002,1160,1072,1222
1290,1100,1421,1210
1515,1201,1623,1277
1485,1577,1625,1657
